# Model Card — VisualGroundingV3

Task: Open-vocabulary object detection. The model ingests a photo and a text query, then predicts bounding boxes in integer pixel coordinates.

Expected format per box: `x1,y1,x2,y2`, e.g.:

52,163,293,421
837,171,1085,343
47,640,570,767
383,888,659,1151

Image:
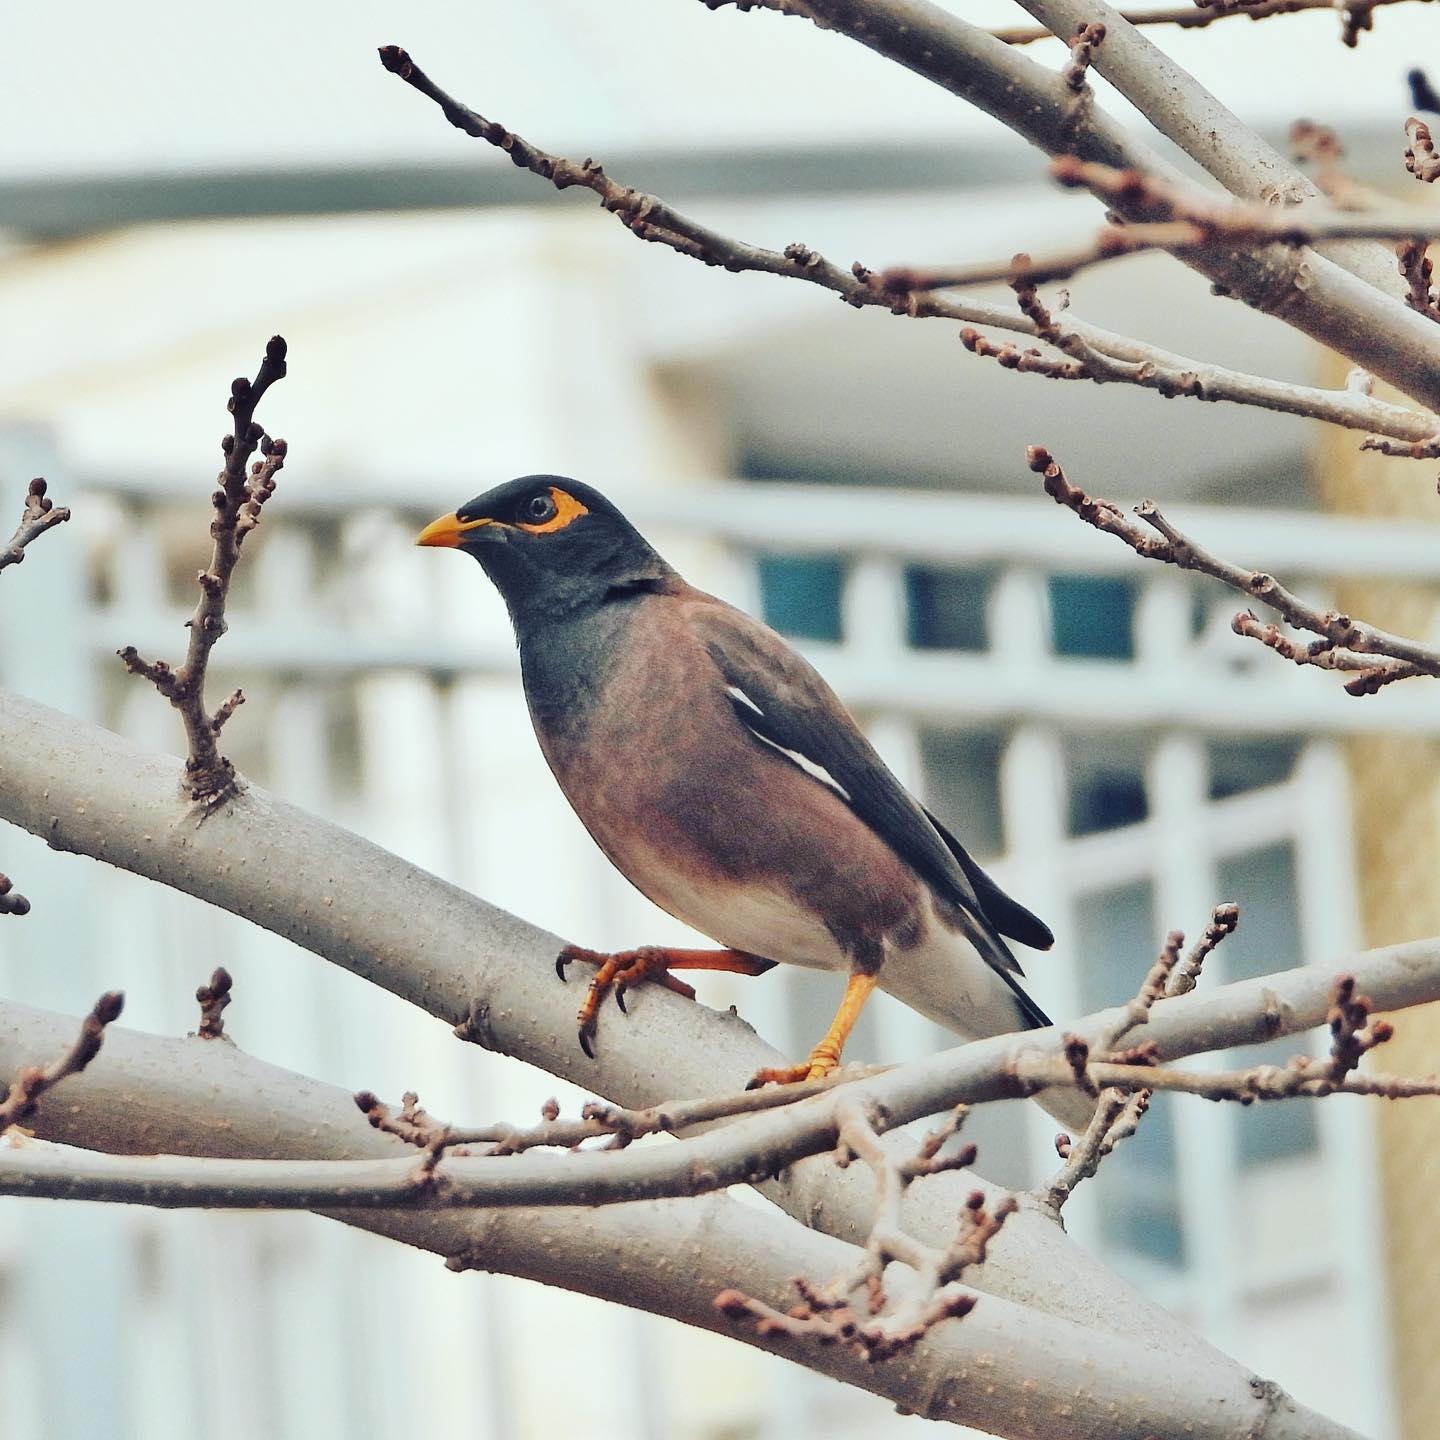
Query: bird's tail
876,926,1099,1136
994,968,1099,1137
1032,1075,1100,1136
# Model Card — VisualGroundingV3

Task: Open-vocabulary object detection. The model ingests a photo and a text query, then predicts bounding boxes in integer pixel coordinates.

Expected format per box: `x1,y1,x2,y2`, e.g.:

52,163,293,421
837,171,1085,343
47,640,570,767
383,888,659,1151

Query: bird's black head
416,476,674,626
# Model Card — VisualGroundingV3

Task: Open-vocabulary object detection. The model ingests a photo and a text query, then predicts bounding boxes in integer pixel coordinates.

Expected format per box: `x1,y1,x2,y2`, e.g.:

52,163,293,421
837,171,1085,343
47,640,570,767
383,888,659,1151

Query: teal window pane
1066,734,1150,836
905,567,991,651
919,727,1004,858
1207,738,1301,800
1049,574,1137,659
1216,843,1319,1167
756,553,844,642
1074,880,1186,1268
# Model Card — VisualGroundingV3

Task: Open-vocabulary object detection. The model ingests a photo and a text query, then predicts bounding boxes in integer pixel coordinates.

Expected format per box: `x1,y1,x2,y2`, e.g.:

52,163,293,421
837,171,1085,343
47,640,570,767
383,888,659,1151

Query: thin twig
0,992,124,1131
0,482,71,915
1396,238,1440,323
1027,445,1440,693
890,155,1440,291
118,337,288,808
357,1065,886,1157
1043,921,1205,1209
0,479,69,574
3,1018,1431,1213
1171,903,1241,998
716,1100,1009,1360
1045,1090,1138,1209
991,0,1426,43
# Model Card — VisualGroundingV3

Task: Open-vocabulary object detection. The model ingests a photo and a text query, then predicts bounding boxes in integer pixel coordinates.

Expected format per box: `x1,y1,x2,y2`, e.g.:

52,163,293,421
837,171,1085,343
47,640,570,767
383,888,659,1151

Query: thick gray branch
755,0,1440,412
0,999,1363,1440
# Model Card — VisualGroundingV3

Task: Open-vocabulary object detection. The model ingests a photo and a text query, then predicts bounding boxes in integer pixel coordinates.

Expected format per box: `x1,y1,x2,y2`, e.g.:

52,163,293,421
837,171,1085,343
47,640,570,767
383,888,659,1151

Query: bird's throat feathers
516,596,653,739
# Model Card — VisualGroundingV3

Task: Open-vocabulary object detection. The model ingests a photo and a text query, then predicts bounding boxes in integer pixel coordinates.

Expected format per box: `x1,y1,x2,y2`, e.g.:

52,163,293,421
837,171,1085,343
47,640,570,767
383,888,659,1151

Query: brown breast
533,589,924,967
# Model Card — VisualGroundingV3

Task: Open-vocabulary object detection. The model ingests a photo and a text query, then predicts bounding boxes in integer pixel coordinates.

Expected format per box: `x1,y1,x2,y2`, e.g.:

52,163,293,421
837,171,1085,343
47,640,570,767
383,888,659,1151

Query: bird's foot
745,970,877,1089
557,944,777,1059
747,1049,841,1090
557,945,698,1058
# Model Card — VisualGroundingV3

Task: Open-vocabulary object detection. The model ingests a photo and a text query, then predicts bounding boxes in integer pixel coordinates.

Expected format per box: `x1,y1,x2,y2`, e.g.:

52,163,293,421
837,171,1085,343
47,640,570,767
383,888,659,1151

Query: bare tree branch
1044,1090,1146,1209
702,0,1440,409
0,478,69,573
1,965,1428,1215
1027,445,1440,692
1040,920,1202,1212
992,0,1426,45
0,997,1363,1440
718,1100,1010,1360
0,478,74,916
7,676,1440,1440
1007,0,1399,227
1396,237,1440,322
117,336,288,807
892,155,1440,290
6,686,1440,1345
376,45,1440,449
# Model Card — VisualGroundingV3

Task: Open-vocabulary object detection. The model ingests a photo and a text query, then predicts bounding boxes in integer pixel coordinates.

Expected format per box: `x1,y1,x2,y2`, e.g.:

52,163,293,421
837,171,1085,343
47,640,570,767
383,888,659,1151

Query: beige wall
1317,389,1440,1440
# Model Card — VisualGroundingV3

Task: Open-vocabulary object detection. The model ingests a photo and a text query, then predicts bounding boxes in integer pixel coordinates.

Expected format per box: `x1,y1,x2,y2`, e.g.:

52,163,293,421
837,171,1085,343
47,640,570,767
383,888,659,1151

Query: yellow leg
749,971,880,1088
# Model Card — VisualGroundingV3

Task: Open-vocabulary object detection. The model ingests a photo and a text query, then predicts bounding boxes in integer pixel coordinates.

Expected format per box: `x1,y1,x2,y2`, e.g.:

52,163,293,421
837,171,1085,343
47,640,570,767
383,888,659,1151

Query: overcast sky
4,2,1432,176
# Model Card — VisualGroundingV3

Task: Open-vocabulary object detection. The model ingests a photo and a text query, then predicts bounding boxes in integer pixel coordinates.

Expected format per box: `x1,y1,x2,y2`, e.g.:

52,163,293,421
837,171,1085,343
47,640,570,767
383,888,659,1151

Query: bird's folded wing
923,806,1054,953
691,602,1049,979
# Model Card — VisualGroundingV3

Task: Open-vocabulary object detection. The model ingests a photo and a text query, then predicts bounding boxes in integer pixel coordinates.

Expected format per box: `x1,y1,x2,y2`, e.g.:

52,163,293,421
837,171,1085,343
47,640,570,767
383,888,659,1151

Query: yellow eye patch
515,486,589,535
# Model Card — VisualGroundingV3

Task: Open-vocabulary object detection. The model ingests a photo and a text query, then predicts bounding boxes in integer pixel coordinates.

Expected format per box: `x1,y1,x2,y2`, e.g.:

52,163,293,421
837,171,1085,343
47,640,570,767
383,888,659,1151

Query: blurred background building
0,3,1437,1437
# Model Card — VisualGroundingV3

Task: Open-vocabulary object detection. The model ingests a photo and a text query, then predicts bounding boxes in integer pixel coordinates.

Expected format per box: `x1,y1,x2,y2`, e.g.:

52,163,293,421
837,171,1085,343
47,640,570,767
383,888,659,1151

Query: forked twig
118,338,288,807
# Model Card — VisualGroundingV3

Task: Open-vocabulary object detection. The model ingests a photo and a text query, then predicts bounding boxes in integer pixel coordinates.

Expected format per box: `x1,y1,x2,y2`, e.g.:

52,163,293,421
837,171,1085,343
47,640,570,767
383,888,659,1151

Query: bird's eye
522,492,558,525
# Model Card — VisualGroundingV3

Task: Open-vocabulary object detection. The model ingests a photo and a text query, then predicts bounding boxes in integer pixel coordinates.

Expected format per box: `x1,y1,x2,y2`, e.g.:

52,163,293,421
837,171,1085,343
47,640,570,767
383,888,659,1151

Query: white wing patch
725,684,763,715
725,685,853,803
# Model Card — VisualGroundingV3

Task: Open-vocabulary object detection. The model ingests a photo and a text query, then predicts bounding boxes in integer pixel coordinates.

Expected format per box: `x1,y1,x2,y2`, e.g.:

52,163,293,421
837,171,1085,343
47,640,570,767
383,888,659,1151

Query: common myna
418,477,1092,1131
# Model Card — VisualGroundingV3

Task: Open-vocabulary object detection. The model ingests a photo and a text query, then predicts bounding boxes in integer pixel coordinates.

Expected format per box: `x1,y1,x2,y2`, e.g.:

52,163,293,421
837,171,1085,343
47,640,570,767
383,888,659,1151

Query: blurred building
1,6,1438,1439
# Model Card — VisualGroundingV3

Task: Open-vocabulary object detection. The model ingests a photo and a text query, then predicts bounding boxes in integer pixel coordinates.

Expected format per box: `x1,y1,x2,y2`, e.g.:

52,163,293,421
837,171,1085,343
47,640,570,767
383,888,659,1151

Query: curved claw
558,944,721,1065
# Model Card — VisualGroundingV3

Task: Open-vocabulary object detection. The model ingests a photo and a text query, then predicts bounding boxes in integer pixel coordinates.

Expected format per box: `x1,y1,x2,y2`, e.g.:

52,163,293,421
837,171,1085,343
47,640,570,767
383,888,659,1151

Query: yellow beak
415,512,494,548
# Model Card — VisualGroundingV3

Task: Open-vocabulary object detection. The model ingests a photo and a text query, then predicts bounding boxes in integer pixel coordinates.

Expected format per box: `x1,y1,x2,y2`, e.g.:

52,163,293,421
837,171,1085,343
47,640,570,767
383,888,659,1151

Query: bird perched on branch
418,477,1091,1130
